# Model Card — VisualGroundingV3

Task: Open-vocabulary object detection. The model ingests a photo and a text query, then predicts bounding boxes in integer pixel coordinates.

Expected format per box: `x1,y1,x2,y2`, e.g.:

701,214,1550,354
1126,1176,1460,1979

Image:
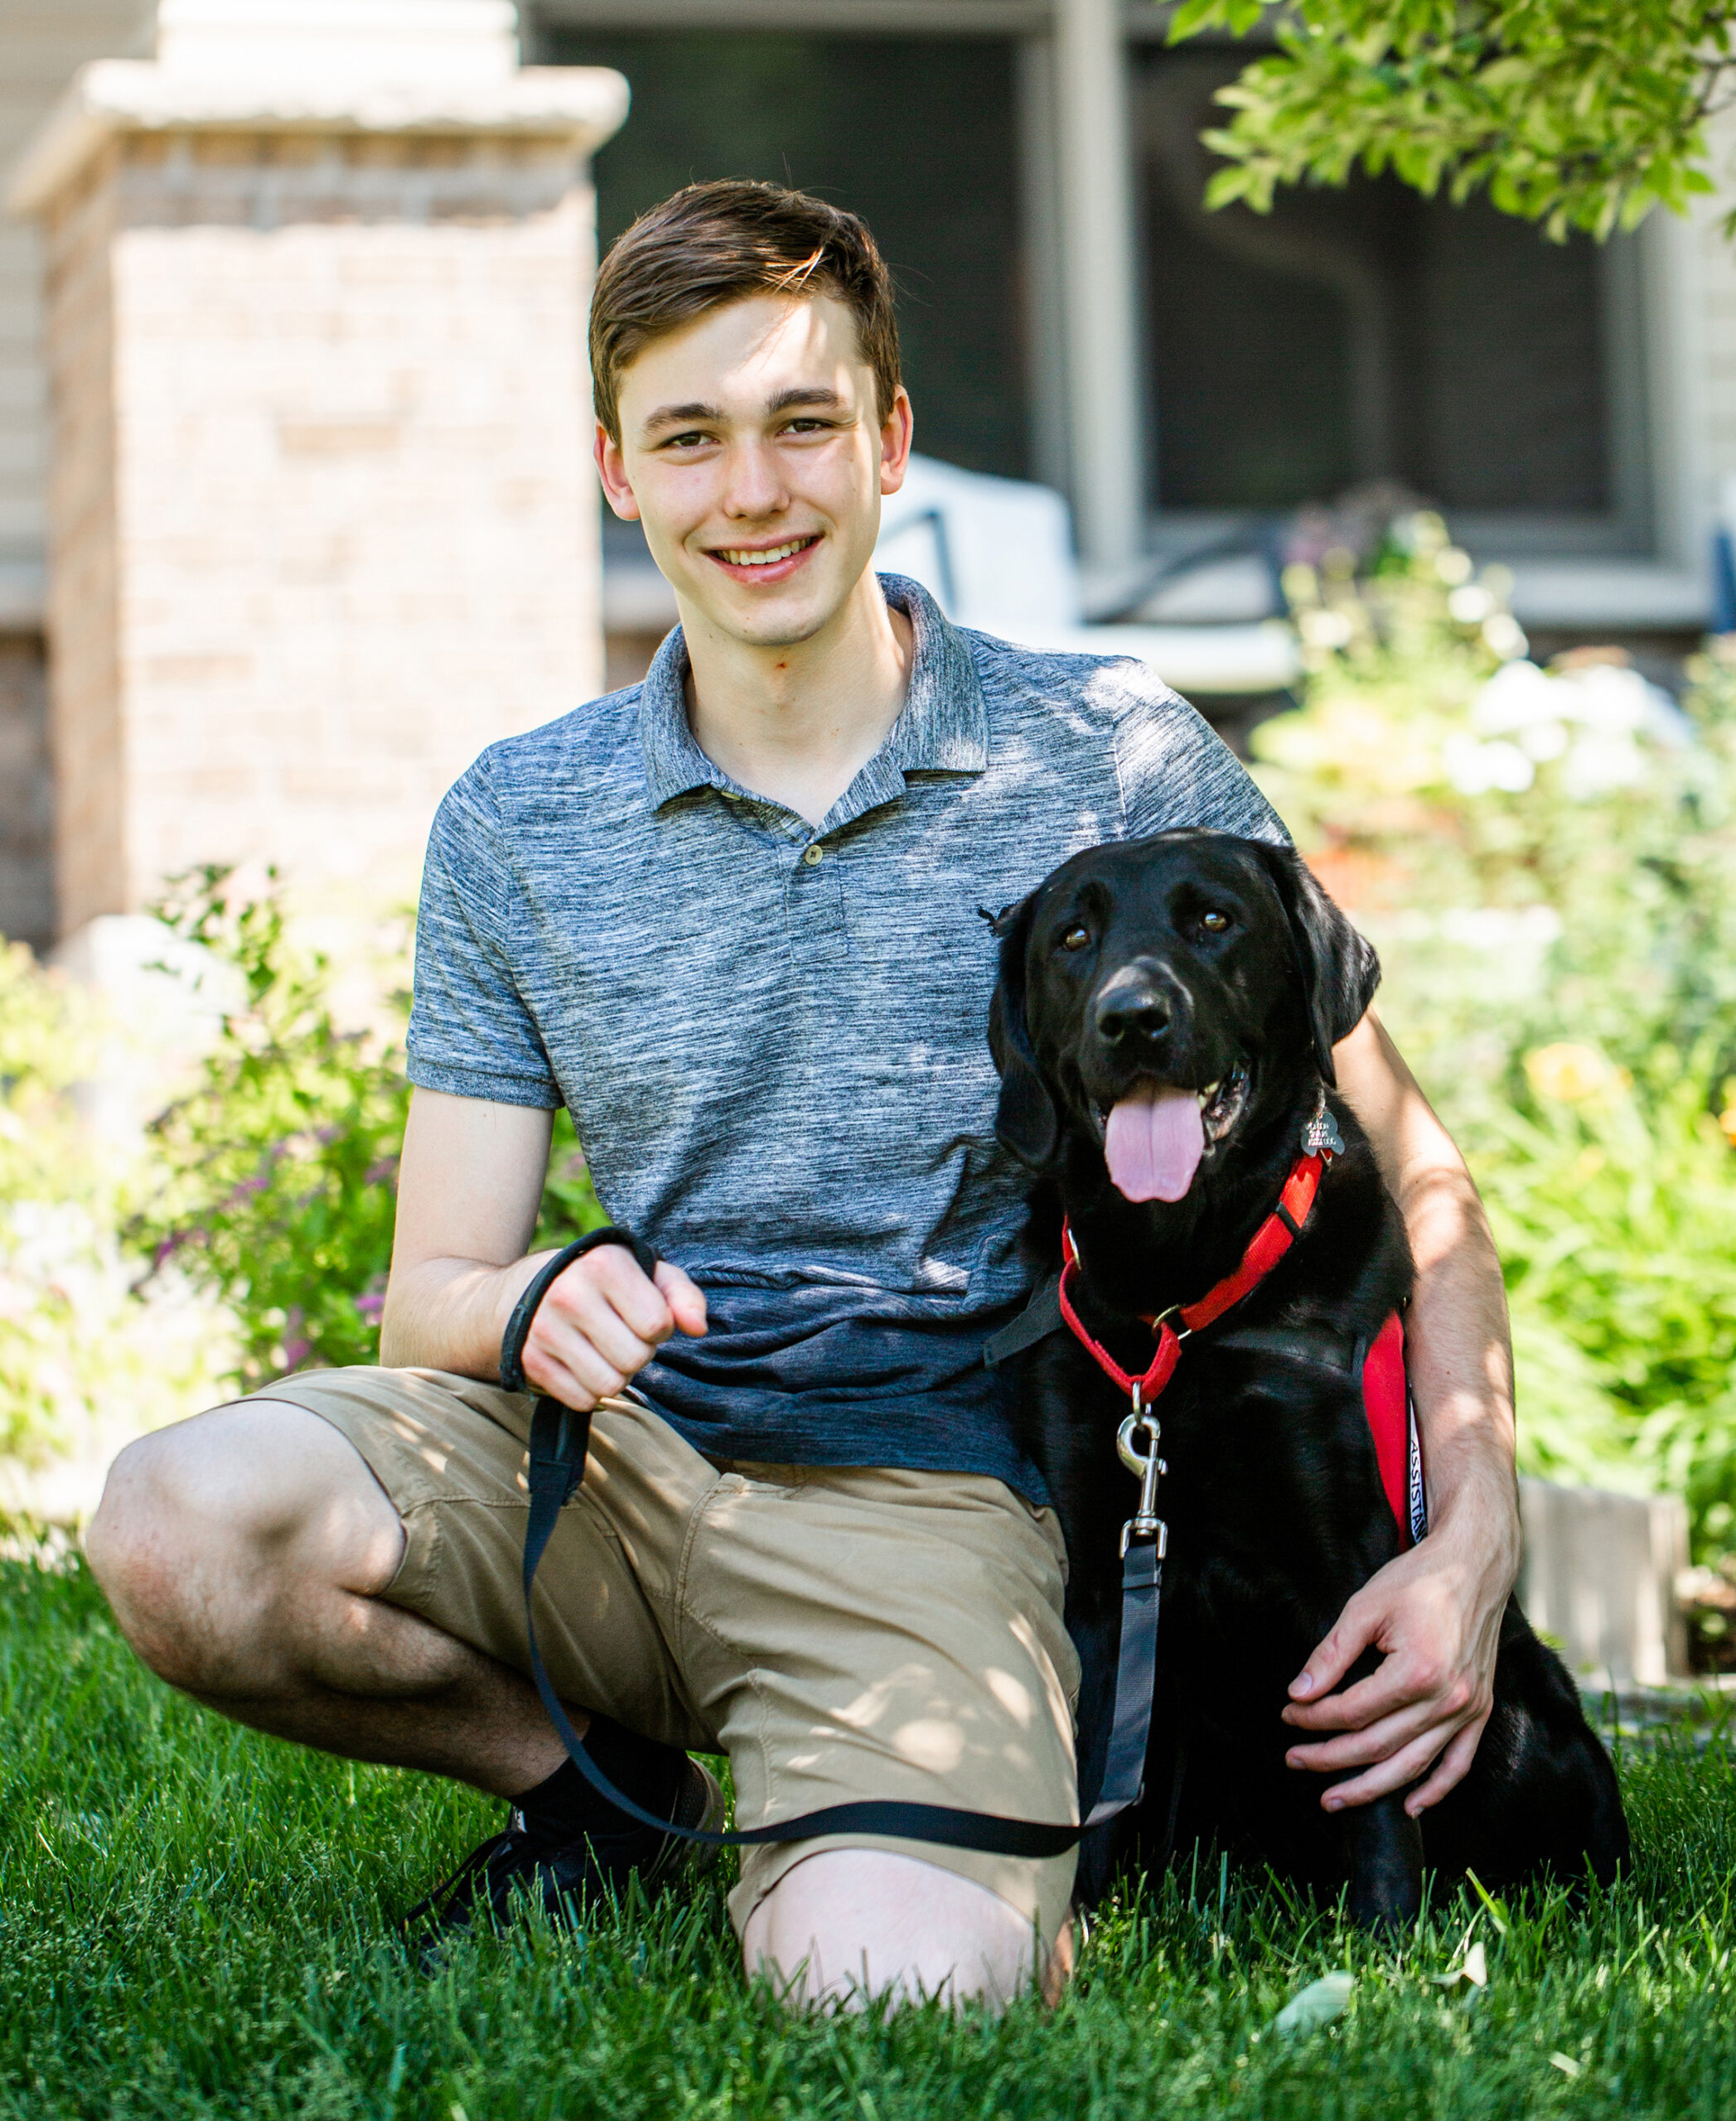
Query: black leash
505,1226,1162,1859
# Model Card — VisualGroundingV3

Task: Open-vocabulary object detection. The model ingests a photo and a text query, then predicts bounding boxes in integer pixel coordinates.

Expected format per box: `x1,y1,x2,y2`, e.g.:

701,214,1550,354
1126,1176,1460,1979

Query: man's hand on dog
518,1246,708,1410
1279,1524,1508,1815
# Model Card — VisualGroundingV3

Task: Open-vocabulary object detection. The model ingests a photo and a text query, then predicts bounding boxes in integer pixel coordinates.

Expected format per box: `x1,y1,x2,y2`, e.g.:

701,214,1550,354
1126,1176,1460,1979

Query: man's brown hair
589,179,902,442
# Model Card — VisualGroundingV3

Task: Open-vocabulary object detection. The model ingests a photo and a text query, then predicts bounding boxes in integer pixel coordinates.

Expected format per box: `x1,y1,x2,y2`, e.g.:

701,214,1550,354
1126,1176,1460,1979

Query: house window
1133,48,1651,553
536,28,1031,481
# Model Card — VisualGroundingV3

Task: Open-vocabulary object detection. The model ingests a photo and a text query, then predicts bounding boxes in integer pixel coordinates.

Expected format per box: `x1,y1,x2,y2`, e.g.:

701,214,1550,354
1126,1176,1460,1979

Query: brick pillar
7,2,626,936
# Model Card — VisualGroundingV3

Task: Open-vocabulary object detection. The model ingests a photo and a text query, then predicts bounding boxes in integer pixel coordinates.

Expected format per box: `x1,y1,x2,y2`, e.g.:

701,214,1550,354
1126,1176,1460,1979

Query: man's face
596,292,912,650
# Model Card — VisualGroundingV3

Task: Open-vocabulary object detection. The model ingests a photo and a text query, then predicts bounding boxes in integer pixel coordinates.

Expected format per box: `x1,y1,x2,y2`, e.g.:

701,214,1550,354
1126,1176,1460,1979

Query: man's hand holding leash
513,1244,708,1413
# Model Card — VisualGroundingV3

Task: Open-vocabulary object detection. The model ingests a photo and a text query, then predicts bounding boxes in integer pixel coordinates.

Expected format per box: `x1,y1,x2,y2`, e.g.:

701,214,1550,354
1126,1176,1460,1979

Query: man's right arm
380,1087,707,1405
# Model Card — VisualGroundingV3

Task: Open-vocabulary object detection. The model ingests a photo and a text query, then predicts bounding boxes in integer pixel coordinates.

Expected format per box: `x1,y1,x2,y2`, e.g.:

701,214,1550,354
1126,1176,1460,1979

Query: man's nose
722,438,788,519
1094,966,1176,1046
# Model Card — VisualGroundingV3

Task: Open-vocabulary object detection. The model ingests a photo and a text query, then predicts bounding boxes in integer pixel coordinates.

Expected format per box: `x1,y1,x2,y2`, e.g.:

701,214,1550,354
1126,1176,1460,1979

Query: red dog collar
1057,1131,1332,1414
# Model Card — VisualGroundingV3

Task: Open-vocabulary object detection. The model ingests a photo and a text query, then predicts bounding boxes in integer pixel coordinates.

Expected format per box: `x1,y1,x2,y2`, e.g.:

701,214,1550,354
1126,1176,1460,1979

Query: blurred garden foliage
126,872,414,1393
0,940,225,1475
0,869,605,1466
126,868,605,1394
1258,513,1736,1628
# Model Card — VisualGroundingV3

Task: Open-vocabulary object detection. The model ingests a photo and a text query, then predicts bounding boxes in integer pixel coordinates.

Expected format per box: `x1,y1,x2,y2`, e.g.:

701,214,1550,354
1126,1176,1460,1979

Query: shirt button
802,843,824,866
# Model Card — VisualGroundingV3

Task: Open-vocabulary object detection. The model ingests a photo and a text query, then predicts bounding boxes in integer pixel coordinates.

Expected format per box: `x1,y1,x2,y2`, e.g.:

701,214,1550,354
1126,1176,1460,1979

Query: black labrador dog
988,829,1628,1923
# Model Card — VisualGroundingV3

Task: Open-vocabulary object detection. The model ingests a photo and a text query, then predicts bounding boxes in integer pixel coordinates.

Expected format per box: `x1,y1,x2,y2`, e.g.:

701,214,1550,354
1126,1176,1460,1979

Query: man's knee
86,1401,402,1694
741,1849,1057,2012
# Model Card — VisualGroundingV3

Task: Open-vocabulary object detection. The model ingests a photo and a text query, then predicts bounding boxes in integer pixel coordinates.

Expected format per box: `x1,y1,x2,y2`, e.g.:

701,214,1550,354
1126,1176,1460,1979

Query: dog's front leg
1329,1648,1423,1930
1342,1792,1423,1930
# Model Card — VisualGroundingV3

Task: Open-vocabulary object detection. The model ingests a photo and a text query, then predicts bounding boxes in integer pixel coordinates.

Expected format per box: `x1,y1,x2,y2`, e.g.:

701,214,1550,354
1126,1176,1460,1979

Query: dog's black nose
1095,973,1173,1046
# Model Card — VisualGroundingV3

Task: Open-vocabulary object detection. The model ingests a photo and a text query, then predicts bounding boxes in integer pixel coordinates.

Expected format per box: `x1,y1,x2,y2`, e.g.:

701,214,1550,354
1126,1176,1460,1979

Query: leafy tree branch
1172,0,1735,234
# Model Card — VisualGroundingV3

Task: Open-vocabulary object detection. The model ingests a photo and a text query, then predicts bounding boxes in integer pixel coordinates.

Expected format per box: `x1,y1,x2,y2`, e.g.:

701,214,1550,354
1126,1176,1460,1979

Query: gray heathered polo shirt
407,575,1285,1500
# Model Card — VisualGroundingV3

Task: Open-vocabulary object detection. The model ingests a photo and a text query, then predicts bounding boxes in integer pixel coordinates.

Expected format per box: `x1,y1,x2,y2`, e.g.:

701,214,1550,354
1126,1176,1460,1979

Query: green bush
1481,1046,1736,1493
0,940,103,1460
0,939,226,1466
128,871,412,1389
1255,520,1736,1587
128,868,604,1394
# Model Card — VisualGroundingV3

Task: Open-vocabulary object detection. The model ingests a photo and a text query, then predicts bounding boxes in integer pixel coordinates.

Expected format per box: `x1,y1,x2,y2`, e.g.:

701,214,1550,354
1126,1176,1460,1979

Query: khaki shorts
250,1366,1081,1940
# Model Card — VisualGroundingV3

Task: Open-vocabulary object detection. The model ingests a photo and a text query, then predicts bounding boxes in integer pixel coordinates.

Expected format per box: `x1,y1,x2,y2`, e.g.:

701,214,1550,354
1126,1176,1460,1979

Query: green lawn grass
5,1542,1736,2120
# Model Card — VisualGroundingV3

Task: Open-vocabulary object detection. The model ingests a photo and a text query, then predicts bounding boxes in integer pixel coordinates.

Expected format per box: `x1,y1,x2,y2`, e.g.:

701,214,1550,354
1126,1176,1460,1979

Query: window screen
1135,49,1622,524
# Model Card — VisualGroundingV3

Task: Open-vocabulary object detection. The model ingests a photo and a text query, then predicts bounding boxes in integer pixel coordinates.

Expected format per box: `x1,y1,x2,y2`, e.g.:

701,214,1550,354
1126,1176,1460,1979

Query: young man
88,181,1521,2010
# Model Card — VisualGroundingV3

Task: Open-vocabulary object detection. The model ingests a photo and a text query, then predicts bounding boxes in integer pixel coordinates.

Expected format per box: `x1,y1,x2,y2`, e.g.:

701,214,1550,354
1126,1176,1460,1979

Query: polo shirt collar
638,573,989,816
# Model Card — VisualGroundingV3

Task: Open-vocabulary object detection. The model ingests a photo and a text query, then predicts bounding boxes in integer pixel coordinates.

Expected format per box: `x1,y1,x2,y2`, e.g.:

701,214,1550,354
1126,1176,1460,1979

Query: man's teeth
718,539,810,567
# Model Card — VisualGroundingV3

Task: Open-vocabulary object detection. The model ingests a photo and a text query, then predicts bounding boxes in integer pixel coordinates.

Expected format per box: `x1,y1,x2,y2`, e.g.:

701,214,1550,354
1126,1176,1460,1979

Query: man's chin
678,580,839,652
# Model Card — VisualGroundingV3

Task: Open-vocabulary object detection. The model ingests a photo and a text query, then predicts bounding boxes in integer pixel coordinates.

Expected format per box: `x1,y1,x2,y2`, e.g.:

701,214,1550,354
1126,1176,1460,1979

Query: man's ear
1250,842,1381,1087
987,891,1060,1169
594,420,641,520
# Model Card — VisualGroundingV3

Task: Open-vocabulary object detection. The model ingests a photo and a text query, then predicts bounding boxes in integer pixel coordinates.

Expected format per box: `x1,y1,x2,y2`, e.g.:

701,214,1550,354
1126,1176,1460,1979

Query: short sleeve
1112,667,1290,846
406,762,562,1109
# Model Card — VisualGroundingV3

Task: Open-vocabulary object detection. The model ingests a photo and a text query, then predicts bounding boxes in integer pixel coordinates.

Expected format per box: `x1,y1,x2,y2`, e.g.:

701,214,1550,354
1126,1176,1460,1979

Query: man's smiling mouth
708,534,821,568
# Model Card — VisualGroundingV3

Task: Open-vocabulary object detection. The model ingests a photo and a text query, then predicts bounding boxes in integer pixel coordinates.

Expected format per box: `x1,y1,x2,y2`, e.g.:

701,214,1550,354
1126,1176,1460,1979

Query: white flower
1448,584,1492,624
1482,613,1529,660
1560,664,1648,733
1554,663,1690,746
1298,607,1355,650
1443,732,1535,795
1563,732,1647,797
1518,718,1569,761
1483,740,1536,791
1434,546,1474,586
1473,657,1685,759
1473,661,1559,734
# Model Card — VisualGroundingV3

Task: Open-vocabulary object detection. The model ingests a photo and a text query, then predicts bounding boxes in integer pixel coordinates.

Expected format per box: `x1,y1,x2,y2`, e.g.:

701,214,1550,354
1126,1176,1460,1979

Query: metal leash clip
1115,1403,1168,1558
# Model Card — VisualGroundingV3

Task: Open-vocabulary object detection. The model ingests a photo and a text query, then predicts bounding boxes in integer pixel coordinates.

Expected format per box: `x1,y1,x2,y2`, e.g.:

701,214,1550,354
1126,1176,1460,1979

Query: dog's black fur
989,829,1629,1922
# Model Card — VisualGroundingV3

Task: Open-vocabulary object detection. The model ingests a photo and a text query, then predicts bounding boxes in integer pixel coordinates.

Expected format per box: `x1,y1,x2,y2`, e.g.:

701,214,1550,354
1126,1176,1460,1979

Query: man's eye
1201,910,1231,933
1061,926,1091,952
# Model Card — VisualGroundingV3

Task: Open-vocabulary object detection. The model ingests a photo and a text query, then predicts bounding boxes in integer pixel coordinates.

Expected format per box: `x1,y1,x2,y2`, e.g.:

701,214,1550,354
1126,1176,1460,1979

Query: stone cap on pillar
6,0,629,217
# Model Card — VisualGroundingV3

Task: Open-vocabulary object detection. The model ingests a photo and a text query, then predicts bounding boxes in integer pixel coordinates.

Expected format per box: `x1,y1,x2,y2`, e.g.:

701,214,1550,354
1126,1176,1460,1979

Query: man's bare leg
85,1400,573,1795
742,1852,1076,2013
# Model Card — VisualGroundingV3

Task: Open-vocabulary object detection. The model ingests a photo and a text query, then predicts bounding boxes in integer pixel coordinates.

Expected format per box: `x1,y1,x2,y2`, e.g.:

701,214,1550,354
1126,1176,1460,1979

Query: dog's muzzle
1092,961,1188,1053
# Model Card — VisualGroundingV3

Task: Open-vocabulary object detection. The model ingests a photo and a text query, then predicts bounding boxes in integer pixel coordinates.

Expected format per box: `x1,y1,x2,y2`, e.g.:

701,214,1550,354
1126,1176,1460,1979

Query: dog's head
988,832,1378,1201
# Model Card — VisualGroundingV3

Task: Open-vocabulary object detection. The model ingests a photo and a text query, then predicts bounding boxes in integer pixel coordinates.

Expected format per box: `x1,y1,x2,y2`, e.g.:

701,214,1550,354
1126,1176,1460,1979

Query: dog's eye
1200,910,1231,934
1060,926,1091,953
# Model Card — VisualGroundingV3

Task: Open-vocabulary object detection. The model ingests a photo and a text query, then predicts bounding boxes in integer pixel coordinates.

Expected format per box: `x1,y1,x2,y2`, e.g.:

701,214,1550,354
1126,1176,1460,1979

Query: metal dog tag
1303,1106,1345,1158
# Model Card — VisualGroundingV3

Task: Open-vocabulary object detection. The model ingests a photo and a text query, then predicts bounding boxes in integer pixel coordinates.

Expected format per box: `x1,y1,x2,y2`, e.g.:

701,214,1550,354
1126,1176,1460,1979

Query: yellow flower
1525,1043,1613,1102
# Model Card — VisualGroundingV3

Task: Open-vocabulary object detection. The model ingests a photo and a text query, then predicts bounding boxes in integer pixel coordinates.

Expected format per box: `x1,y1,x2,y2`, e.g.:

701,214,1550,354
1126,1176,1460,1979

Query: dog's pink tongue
1105,1085,1205,1202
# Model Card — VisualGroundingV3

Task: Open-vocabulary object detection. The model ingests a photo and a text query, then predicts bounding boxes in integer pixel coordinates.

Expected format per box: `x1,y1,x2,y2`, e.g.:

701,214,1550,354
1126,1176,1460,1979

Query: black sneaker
405,1755,724,1951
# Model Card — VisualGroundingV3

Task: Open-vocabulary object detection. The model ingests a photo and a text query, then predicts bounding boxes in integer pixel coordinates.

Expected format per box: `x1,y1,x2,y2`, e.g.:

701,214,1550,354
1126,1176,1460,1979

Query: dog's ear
988,891,1060,1169
1250,842,1381,1087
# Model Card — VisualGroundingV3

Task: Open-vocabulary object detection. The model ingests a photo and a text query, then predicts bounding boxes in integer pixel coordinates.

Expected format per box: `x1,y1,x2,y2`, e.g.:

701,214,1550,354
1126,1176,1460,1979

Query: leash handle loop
500,1225,660,1394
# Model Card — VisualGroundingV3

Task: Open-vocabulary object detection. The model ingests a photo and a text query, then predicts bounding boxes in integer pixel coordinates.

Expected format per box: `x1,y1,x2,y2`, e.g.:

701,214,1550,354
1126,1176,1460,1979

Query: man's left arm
1280,1010,1522,1815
